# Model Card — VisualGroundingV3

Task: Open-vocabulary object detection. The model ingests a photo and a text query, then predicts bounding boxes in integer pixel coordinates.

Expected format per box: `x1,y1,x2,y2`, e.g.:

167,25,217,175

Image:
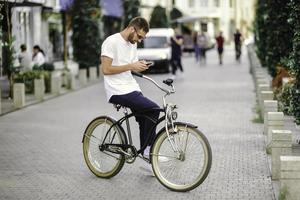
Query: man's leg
109,91,160,152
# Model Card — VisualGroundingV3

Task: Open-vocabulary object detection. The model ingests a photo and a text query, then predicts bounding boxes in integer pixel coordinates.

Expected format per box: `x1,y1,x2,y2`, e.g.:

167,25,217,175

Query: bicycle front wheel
151,123,212,192
83,116,126,178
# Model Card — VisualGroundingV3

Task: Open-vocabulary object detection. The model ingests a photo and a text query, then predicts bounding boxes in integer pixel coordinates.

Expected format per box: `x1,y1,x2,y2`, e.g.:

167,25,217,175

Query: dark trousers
109,91,160,152
170,56,183,75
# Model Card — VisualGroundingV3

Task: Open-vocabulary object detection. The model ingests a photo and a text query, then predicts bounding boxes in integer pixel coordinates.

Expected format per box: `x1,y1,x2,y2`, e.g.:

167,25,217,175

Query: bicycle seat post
123,108,133,145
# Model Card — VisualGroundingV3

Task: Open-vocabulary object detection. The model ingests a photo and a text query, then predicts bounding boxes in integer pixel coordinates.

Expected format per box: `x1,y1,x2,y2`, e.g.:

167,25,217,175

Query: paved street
0,47,275,200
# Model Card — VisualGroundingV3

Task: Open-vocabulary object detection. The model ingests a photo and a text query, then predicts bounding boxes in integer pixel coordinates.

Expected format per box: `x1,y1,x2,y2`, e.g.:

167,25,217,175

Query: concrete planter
266,112,284,146
271,130,292,180
263,100,278,134
89,67,97,81
280,156,300,200
51,73,61,95
34,78,45,101
79,69,87,86
13,83,25,108
0,89,2,114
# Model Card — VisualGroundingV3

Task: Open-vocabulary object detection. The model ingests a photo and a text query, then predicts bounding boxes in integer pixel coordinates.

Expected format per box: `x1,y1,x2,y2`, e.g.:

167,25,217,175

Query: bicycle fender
81,115,127,144
153,122,198,142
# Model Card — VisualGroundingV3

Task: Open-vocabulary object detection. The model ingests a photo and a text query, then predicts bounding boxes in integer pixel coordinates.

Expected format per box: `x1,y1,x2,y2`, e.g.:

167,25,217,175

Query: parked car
137,28,174,73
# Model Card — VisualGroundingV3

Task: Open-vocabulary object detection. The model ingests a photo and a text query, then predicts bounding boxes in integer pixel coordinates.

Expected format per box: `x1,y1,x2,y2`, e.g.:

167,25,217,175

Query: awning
173,16,200,23
0,0,44,7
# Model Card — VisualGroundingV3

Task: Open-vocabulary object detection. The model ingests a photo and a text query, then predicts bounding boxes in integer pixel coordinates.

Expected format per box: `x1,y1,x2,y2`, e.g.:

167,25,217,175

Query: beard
128,32,136,44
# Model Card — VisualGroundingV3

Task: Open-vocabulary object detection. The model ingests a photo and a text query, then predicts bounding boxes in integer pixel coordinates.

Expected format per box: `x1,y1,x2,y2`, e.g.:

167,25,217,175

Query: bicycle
82,71,212,192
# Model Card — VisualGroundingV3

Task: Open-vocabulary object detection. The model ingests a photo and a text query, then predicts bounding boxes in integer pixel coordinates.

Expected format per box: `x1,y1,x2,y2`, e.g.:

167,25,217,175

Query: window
214,0,220,7
230,0,234,7
138,37,168,49
200,0,208,7
188,0,195,7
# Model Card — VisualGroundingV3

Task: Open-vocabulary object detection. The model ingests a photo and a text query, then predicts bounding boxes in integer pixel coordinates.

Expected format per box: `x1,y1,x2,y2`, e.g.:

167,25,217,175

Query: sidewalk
0,47,276,200
0,71,101,116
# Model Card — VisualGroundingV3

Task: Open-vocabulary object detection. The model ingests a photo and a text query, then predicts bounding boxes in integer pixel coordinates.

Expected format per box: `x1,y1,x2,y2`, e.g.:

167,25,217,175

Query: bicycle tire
151,122,212,192
83,116,126,178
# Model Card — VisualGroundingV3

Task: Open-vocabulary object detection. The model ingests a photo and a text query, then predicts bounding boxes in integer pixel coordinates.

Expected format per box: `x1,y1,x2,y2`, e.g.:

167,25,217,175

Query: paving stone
0,48,275,199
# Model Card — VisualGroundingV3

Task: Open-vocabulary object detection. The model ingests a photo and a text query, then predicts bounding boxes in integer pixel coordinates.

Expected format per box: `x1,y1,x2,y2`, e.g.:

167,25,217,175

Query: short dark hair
128,17,149,33
20,44,27,51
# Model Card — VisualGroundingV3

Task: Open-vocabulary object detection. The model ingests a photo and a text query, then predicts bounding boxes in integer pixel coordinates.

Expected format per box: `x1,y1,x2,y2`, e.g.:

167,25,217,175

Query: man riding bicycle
100,17,160,159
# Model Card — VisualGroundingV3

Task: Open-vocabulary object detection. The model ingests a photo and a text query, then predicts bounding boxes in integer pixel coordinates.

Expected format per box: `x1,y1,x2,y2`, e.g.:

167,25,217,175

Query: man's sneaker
142,146,151,160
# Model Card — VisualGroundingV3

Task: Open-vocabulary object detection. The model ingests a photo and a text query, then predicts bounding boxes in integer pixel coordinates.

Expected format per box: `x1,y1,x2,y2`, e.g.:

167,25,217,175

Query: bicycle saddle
113,104,122,111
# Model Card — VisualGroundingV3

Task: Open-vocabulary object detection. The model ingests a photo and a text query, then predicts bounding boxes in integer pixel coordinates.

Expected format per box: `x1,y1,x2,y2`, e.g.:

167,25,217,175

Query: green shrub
13,71,51,94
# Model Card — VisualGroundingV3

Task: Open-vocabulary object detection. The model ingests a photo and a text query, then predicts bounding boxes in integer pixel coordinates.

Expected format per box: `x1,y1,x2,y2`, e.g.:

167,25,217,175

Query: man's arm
172,36,183,45
101,56,149,75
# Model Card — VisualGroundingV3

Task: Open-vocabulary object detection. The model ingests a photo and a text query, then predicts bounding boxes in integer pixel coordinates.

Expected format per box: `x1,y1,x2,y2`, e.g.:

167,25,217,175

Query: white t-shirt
32,52,45,67
101,33,141,101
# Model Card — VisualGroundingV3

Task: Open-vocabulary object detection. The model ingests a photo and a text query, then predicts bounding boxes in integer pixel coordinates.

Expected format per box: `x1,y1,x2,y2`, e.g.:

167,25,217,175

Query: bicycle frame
83,71,177,161
102,107,166,156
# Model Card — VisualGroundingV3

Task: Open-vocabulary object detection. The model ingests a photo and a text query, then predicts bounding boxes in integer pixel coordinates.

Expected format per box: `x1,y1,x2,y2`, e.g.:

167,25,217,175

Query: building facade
0,0,62,76
140,0,256,42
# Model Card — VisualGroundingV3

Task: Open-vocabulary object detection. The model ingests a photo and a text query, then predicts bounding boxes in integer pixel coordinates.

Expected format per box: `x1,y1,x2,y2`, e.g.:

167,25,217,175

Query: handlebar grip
131,71,144,78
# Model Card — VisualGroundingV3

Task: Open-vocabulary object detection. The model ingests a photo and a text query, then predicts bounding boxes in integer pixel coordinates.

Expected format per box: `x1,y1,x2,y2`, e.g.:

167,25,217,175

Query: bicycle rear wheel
83,116,126,178
151,123,212,192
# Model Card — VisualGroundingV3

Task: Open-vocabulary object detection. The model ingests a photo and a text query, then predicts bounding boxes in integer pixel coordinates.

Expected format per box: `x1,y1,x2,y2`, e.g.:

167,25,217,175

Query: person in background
32,45,45,68
18,44,32,71
198,32,208,65
215,31,225,65
234,29,243,62
170,27,184,79
193,31,200,62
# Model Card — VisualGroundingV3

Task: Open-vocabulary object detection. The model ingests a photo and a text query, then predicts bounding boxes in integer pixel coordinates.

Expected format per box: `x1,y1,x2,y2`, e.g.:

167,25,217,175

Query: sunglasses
133,27,145,40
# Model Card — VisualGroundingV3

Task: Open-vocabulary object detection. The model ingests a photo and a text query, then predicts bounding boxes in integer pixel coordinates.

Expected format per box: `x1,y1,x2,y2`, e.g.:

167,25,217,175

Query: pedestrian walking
18,44,32,71
170,27,184,79
32,45,45,69
193,31,200,62
101,16,160,160
215,31,225,65
234,29,243,62
198,32,207,65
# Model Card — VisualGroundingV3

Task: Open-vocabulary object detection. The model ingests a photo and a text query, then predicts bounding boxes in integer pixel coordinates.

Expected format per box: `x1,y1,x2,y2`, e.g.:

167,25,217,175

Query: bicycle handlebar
131,71,175,94
131,71,144,78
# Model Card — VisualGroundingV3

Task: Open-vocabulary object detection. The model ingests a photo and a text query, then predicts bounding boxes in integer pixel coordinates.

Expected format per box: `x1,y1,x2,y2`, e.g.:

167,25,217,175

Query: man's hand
130,60,148,72
101,56,148,75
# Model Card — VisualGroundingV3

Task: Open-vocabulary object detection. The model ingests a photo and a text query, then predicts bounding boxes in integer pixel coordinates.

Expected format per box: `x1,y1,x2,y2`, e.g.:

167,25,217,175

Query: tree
123,0,140,28
287,0,300,124
71,0,101,70
254,0,268,68
254,0,293,77
170,7,182,28
149,5,168,28
1,1,17,97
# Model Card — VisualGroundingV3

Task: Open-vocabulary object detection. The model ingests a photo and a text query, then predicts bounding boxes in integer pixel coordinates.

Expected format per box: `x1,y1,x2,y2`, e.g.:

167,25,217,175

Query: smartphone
146,61,154,67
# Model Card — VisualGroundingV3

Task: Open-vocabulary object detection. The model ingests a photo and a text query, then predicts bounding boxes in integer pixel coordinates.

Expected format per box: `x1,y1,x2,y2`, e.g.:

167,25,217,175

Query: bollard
256,78,269,88
280,156,300,200
0,89,2,114
259,91,273,109
98,65,103,81
89,67,97,81
271,130,292,180
257,84,270,103
79,69,87,86
67,72,76,90
51,74,61,95
34,78,45,101
267,112,284,139
263,100,278,134
13,83,25,108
